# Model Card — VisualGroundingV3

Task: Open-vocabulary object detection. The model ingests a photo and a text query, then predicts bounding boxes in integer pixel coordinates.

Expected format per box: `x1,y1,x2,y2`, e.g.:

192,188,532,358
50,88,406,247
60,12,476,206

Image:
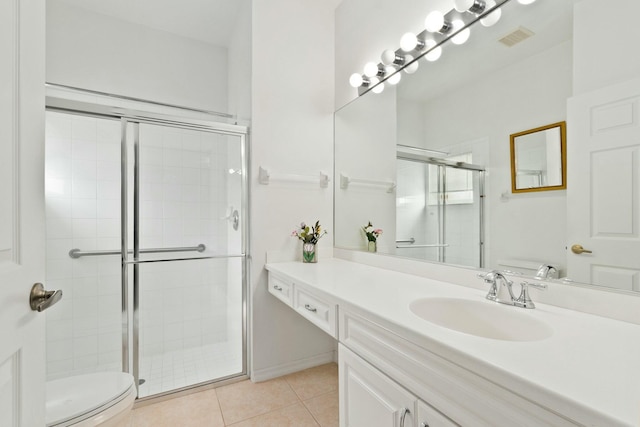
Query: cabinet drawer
293,286,337,338
268,273,293,306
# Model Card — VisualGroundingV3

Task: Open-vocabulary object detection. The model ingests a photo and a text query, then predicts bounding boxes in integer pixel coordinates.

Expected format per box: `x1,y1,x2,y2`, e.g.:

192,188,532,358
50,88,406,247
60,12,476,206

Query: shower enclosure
44,93,248,400
396,154,484,268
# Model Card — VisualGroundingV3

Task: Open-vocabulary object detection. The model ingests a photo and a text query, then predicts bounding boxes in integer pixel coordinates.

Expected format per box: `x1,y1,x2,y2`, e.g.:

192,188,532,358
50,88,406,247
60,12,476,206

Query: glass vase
367,241,377,252
302,243,318,263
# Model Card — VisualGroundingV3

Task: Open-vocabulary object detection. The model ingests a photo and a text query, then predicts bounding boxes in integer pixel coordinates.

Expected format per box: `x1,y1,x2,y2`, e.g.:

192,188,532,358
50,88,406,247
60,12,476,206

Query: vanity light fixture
425,11,452,34
400,32,425,52
348,0,531,95
454,0,487,14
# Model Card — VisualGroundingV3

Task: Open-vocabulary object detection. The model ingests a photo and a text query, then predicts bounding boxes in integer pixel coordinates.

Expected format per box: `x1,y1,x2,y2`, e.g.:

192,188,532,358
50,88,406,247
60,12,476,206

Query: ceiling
397,0,577,101
53,0,248,47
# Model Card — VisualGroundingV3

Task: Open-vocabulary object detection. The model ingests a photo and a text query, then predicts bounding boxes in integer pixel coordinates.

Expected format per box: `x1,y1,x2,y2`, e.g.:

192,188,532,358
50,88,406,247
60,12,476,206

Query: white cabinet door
339,344,415,427
566,78,640,290
0,0,46,426
416,399,459,427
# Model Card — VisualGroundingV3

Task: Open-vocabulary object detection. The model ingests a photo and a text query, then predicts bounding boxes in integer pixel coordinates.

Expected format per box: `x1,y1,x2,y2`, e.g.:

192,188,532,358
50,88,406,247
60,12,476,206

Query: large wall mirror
334,0,640,294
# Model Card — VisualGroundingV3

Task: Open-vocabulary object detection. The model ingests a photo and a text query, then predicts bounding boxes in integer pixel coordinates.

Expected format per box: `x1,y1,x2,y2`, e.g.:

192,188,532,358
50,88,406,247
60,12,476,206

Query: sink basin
409,297,553,341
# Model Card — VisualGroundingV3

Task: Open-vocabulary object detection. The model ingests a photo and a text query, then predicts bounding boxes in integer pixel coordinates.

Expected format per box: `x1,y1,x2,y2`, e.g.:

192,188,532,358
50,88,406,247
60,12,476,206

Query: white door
0,0,47,426
339,344,415,427
566,78,640,290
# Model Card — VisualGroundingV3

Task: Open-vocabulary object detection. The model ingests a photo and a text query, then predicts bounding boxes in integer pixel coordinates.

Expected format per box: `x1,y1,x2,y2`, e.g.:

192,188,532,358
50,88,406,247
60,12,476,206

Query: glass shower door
129,121,246,398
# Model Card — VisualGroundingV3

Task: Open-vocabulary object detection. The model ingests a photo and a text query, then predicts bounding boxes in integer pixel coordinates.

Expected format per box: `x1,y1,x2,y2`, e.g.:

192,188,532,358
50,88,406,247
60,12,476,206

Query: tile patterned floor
114,363,339,427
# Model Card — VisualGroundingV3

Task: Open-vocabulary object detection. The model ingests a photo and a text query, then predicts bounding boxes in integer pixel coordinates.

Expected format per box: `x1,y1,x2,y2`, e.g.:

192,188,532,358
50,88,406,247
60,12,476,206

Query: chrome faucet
479,270,515,304
535,264,559,279
478,270,547,309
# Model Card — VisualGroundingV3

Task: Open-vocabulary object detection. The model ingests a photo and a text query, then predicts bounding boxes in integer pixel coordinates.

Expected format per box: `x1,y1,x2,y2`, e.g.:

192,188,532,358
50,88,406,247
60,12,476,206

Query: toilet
46,372,136,427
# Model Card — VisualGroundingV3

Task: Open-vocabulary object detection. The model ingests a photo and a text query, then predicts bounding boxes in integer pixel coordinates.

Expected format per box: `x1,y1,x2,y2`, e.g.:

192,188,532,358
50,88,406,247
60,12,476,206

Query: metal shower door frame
120,115,250,399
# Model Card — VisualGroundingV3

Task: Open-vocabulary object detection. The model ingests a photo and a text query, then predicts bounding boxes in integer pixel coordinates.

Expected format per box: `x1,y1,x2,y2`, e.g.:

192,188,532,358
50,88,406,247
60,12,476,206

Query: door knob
29,283,63,312
571,244,593,255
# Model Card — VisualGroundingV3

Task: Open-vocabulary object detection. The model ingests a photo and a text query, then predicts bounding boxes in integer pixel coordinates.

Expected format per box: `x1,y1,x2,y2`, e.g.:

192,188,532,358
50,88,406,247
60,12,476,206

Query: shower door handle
29,283,63,312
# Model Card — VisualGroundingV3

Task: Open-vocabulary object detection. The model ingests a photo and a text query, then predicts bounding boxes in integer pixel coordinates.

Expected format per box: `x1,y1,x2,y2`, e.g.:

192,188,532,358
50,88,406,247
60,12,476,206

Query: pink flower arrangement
363,221,383,242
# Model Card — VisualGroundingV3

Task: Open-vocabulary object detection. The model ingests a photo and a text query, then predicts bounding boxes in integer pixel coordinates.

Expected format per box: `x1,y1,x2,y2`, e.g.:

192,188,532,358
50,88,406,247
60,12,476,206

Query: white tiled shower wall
44,111,241,381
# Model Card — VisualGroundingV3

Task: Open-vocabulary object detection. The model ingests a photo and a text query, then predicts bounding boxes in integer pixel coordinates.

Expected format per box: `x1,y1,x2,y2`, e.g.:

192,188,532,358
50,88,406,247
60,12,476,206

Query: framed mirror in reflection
510,121,566,193
334,0,640,294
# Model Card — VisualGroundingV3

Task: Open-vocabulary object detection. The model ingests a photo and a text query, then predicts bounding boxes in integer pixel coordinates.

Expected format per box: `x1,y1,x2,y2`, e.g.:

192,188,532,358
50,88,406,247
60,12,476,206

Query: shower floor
137,340,243,398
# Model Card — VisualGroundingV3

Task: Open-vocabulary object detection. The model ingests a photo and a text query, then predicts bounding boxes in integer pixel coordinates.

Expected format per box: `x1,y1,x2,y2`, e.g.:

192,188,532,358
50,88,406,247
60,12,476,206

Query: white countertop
266,258,640,427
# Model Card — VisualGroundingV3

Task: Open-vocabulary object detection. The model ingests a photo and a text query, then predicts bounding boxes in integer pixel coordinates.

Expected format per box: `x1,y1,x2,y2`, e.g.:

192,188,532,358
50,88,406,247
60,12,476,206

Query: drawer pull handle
304,304,317,312
273,285,283,291
400,408,411,427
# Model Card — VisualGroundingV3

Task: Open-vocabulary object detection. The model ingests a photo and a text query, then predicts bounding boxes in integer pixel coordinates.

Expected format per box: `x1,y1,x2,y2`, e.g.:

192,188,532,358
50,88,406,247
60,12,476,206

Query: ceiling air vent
498,26,535,47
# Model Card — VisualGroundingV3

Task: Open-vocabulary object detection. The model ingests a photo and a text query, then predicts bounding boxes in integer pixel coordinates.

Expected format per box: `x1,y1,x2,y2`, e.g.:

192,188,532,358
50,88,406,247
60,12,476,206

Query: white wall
227,0,252,124
46,1,228,112
334,88,397,252
250,0,340,379
573,0,640,96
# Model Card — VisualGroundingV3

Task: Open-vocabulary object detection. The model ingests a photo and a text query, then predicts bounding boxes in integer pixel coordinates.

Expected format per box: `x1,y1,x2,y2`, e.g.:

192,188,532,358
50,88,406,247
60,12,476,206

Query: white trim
250,351,337,383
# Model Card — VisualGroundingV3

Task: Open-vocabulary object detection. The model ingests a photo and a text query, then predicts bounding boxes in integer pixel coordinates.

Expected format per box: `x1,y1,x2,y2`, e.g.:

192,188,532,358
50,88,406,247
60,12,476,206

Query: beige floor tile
303,391,339,427
216,378,300,425
110,412,133,427
227,403,320,427
130,389,224,427
283,363,338,401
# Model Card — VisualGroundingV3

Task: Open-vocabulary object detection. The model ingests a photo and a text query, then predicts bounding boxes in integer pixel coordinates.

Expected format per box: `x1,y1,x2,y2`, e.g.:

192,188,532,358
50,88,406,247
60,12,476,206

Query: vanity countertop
265,258,640,427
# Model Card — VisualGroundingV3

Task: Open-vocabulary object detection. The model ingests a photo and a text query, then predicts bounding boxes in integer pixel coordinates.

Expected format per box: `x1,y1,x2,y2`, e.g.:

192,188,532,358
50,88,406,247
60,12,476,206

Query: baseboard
250,350,337,382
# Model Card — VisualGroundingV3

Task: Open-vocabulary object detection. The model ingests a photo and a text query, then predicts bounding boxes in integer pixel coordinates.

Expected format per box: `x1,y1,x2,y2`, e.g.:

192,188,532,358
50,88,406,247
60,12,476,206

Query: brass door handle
571,244,593,255
29,283,63,312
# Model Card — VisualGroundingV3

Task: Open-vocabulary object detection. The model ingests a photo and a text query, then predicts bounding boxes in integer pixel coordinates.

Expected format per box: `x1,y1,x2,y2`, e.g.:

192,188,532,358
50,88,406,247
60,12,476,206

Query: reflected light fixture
385,66,402,85
480,0,501,27
369,77,384,94
424,40,442,62
451,20,471,45
403,55,419,74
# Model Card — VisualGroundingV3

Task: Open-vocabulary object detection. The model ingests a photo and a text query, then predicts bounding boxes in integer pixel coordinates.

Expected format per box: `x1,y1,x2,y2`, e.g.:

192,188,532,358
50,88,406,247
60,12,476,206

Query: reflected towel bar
396,244,450,249
396,238,416,244
69,244,206,259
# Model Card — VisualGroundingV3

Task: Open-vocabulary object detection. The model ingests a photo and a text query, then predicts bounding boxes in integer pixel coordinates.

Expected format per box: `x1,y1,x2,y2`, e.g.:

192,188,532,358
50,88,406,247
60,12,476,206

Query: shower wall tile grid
44,112,239,382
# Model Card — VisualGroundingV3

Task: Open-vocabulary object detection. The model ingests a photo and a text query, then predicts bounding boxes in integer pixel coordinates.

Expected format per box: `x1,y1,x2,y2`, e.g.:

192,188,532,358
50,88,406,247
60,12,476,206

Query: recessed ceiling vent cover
498,26,535,47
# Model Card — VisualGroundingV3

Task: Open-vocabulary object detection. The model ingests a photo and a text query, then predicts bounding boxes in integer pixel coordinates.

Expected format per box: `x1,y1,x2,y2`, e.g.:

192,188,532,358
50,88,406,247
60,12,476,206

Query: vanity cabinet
340,344,457,427
268,271,337,338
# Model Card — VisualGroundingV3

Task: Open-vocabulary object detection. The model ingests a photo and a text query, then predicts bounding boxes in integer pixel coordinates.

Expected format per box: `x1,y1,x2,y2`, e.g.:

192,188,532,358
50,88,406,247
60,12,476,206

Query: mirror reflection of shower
395,150,484,269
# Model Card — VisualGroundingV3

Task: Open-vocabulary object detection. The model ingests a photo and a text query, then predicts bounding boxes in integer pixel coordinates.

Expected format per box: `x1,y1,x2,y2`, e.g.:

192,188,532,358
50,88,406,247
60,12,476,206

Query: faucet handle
516,281,547,309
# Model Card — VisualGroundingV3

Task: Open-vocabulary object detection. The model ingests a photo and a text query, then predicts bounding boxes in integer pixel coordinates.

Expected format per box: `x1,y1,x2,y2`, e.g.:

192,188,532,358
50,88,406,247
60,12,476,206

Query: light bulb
369,77,384,94
400,33,418,52
480,0,501,27
364,62,380,78
425,11,447,33
454,0,485,13
385,66,401,85
517,0,536,4
349,73,364,88
451,20,470,45
403,55,419,74
381,49,398,66
423,40,442,62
